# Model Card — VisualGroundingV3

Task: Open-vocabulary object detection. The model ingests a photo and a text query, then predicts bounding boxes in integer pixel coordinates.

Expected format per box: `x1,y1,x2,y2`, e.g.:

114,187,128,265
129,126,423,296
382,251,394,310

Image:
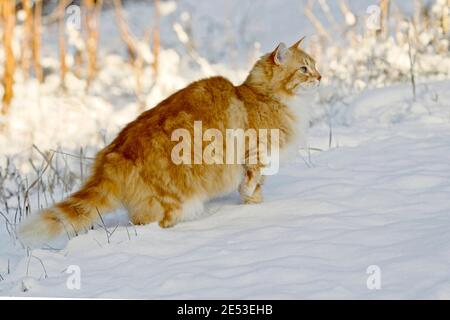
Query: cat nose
316,74,322,81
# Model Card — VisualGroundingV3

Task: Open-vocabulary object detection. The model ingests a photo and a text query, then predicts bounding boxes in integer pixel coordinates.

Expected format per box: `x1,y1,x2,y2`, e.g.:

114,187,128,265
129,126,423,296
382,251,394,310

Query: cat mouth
296,81,320,93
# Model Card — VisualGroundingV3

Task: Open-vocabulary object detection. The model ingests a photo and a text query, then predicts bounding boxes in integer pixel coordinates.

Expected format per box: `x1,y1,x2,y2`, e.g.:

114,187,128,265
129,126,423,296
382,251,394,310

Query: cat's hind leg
126,186,184,228
127,196,182,228
158,200,182,228
158,196,205,228
128,196,165,225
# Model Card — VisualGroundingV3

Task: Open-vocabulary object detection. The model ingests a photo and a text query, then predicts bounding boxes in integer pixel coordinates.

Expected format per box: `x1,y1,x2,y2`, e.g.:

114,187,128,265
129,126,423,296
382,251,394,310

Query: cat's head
246,37,321,97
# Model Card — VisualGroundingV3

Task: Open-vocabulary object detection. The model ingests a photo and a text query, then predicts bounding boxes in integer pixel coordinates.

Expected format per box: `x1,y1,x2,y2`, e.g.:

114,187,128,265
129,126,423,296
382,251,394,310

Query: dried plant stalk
152,0,160,78
378,0,390,38
32,0,44,83
305,0,331,42
113,0,147,110
84,0,103,89
59,0,70,89
1,0,16,114
21,0,33,79
442,0,449,34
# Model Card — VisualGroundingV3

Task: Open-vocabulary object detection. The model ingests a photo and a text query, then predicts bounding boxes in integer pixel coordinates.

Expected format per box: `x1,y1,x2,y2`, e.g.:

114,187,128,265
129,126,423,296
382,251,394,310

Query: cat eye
300,66,308,73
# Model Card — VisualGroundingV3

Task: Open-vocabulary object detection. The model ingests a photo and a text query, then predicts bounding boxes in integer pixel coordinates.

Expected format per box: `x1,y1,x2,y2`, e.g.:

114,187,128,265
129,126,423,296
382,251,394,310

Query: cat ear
272,42,288,65
291,36,306,50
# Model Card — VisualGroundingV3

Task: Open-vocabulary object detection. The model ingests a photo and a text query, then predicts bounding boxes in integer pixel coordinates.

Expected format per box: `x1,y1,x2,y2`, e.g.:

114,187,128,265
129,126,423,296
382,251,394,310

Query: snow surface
1,80,450,299
1,0,450,299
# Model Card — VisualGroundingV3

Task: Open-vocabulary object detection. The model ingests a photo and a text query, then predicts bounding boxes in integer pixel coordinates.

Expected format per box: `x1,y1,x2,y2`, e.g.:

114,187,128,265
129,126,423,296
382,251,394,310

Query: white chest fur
280,95,311,162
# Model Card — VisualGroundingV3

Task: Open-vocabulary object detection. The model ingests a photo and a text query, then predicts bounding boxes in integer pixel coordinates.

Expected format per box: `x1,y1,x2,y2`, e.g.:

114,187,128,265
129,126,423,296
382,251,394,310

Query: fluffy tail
18,175,119,248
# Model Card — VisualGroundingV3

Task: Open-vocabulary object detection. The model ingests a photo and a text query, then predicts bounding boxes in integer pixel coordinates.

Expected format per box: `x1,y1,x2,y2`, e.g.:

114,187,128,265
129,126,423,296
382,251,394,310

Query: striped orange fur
18,38,321,247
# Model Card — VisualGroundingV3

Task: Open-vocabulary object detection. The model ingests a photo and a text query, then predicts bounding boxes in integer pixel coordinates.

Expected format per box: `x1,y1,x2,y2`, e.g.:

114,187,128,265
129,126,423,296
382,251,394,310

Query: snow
1,0,450,299
1,78,450,299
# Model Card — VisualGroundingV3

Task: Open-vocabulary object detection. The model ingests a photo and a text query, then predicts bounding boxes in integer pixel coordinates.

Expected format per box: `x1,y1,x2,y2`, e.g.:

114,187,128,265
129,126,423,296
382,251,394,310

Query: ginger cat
19,38,321,246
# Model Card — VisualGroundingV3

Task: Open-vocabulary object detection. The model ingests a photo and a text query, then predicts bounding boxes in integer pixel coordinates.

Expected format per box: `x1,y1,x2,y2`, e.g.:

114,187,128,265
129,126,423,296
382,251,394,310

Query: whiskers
296,80,320,94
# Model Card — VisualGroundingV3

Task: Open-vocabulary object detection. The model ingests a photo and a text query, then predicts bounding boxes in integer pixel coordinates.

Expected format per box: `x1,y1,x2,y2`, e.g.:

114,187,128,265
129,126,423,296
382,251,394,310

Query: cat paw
159,218,177,228
243,198,263,205
241,193,263,205
240,183,263,204
239,183,256,198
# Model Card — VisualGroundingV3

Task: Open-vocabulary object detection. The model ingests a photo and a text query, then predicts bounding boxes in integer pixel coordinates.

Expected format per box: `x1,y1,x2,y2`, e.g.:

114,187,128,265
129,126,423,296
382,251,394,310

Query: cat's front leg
239,167,265,204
